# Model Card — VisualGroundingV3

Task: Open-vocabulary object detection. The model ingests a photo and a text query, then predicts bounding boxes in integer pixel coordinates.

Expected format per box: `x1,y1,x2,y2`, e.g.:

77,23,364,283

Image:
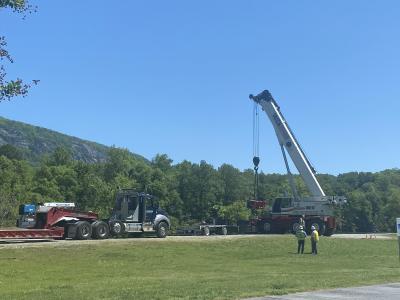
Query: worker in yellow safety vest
295,225,307,254
311,225,319,255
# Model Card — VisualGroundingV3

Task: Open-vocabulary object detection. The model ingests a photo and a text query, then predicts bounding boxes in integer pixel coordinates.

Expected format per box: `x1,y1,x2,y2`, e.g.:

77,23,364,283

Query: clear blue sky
1,1,399,174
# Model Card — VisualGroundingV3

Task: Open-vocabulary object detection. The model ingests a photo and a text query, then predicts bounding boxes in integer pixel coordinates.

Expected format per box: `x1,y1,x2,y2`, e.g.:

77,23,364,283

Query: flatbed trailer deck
0,228,64,239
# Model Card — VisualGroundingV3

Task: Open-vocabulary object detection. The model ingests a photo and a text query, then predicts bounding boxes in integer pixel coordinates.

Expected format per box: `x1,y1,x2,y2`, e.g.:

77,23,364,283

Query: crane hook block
253,156,260,167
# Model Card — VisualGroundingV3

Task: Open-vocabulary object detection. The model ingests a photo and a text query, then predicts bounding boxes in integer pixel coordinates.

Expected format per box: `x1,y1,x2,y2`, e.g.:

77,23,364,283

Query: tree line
0,144,399,232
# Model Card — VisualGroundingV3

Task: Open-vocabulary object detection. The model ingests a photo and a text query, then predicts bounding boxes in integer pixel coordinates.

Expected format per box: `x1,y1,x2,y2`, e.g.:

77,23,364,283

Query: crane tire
291,222,300,234
310,220,326,236
324,228,335,236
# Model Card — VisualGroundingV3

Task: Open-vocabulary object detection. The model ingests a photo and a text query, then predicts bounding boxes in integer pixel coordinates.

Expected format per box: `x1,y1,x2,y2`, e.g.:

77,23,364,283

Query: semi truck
247,90,346,236
0,189,170,240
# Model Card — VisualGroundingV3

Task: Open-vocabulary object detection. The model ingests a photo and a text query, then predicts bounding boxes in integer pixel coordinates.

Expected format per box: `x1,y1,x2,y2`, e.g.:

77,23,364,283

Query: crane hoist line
252,101,260,201
247,90,346,236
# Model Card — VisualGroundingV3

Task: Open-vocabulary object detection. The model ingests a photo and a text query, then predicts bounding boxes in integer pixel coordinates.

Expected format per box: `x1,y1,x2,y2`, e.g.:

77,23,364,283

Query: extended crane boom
249,90,325,197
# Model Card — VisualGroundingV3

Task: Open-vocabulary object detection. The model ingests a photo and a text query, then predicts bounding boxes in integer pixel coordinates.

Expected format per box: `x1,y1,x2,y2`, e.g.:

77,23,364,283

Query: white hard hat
311,225,316,230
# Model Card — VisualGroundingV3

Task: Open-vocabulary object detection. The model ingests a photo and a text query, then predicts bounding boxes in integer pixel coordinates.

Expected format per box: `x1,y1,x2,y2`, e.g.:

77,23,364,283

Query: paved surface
247,283,400,300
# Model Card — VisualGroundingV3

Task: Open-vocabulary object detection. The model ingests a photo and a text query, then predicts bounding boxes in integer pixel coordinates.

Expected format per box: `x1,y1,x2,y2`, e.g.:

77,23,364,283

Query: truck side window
115,196,123,210
127,196,138,211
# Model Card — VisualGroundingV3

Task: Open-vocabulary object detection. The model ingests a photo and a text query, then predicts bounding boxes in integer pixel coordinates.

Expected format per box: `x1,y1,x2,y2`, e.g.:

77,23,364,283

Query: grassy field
0,236,399,300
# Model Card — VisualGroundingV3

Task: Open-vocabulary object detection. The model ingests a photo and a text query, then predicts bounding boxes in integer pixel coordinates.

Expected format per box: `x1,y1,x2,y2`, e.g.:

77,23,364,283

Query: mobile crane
248,90,346,236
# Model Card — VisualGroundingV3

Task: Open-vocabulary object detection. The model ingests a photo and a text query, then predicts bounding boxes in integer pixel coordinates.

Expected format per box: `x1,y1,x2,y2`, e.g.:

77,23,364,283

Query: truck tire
221,226,228,235
156,221,168,238
75,221,92,240
109,220,125,236
92,221,110,239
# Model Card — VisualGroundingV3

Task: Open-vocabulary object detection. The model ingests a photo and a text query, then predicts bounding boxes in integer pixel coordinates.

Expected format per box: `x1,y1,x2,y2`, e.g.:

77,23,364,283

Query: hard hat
299,225,303,230
311,225,316,230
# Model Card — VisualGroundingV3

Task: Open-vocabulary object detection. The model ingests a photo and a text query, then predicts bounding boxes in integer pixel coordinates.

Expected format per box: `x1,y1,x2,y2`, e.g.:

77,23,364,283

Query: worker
311,225,319,255
296,225,307,254
299,215,305,229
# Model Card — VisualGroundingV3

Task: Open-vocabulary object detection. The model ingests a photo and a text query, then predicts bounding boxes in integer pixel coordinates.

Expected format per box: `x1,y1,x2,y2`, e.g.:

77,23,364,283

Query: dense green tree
0,144,24,160
0,143,399,232
1,0,38,101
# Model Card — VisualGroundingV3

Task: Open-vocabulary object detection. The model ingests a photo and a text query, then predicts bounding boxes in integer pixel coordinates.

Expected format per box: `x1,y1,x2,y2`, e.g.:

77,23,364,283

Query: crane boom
249,90,325,197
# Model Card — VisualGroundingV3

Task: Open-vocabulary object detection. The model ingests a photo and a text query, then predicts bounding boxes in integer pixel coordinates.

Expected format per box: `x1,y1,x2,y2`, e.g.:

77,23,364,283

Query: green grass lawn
0,236,399,300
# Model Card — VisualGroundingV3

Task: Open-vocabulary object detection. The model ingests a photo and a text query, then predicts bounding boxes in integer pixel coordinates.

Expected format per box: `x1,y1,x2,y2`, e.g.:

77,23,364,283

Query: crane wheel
156,221,168,238
75,221,92,240
310,220,326,236
324,228,335,236
291,222,300,234
92,221,110,239
109,220,125,236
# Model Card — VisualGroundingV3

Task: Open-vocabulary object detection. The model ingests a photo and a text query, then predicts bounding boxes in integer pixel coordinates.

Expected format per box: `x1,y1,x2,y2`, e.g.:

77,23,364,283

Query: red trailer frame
0,207,98,240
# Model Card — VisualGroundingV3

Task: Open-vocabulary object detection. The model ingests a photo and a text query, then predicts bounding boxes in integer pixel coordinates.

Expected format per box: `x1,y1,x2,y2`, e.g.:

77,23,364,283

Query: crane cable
252,102,260,200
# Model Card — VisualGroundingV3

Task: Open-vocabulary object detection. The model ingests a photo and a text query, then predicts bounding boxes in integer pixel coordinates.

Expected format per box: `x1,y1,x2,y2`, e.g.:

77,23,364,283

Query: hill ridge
0,116,145,163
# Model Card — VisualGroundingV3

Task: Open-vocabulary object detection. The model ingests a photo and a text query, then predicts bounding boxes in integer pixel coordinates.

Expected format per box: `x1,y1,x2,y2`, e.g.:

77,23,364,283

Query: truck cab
108,189,170,238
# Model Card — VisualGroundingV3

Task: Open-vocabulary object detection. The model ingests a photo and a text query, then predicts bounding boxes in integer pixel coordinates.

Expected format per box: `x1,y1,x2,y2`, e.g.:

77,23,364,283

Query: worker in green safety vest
296,225,307,254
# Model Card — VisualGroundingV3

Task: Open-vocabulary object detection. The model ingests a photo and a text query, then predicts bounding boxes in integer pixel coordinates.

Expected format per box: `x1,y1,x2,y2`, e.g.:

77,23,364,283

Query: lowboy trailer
0,189,171,240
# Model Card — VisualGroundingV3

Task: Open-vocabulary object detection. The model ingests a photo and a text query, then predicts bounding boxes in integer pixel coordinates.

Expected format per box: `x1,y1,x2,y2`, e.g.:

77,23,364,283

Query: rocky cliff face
0,116,143,163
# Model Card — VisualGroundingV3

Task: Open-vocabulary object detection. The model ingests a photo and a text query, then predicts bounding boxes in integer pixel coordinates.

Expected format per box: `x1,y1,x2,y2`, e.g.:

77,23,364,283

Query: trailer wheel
109,220,125,236
263,222,272,234
92,221,110,239
156,222,168,238
221,226,228,235
202,226,210,236
75,221,92,240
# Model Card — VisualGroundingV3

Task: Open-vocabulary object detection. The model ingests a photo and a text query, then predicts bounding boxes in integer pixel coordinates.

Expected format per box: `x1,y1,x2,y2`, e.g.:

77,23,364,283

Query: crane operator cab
108,189,170,238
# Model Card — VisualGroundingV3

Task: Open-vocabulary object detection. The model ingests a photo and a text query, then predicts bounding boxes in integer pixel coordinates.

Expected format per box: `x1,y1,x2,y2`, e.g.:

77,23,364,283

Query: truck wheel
202,226,210,236
221,227,228,235
92,221,110,239
109,220,125,236
75,221,92,240
156,222,168,238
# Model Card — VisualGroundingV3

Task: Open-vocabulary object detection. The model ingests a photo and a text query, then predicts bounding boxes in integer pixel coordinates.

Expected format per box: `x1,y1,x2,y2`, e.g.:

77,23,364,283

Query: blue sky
1,1,399,174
